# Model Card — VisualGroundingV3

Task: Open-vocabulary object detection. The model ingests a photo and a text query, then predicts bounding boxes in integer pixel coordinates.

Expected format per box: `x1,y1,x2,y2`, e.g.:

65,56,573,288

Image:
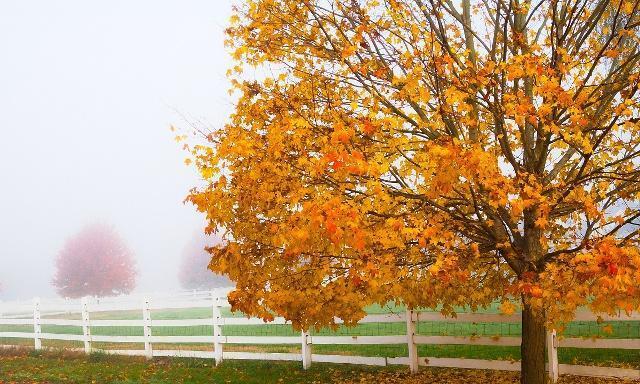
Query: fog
0,1,234,300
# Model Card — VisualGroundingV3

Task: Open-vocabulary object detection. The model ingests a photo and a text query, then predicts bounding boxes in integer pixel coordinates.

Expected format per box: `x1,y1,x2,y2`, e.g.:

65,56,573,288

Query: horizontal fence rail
1,291,639,382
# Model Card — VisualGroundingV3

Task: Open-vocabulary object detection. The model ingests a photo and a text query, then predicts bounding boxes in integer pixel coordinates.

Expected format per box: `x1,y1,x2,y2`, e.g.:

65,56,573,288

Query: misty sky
0,1,234,299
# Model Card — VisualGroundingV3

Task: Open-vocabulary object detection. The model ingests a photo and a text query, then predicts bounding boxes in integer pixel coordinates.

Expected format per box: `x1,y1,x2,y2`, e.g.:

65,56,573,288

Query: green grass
2,305,639,369
0,349,402,384
0,348,631,384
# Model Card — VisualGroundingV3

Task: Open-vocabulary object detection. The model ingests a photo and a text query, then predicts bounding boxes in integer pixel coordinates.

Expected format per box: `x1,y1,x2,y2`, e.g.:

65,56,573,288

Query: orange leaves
371,67,387,79
200,167,215,180
326,219,338,235
623,0,636,13
387,218,403,231
360,119,377,135
320,202,345,244
184,0,640,334
350,273,364,288
584,239,630,279
504,54,544,81
529,286,543,298
340,44,357,60
330,125,354,145
505,65,525,81
443,87,469,110
537,239,640,324
499,300,517,316
365,261,379,277
534,217,548,229
317,199,371,253
535,75,573,109
322,151,344,171
601,324,614,335
321,149,368,176
215,175,227,187
232,45,250,60
353,230,366,251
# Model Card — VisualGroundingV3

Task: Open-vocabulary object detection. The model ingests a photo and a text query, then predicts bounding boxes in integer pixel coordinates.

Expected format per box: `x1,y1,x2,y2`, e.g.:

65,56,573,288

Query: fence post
33,297,42,350
406,309,418,373
81,297,91,354
547,329,559,382
301,329,312,369
143,297,152,359
212,292,223,365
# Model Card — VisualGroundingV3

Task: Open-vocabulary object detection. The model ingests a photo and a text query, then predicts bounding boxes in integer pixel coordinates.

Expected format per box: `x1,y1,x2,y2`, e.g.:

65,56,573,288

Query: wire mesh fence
1,291,639,379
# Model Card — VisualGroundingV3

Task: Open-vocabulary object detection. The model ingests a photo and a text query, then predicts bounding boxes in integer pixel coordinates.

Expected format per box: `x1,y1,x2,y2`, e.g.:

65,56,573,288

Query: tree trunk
521,298,547,384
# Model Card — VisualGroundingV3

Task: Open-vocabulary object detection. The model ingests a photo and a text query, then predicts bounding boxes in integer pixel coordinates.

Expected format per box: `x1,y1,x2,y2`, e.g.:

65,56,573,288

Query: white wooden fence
1,291,639,382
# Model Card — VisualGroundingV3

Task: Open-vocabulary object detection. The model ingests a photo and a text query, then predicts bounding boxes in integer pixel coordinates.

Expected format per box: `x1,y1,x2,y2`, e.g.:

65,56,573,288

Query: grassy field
0,348,634,384
1,305,639,369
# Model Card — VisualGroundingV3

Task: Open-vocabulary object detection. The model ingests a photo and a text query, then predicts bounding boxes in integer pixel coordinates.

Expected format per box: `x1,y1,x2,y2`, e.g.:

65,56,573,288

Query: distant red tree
178,232,231,290
52,223,137,298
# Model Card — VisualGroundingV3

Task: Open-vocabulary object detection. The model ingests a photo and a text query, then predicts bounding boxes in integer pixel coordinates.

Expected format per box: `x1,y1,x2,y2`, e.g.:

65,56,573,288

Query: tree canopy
52,223,137,298
187,1,640,381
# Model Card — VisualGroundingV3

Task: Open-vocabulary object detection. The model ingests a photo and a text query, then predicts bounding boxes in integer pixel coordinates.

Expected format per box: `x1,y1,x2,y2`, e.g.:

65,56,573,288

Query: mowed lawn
0,348,635,384
1,304,639,368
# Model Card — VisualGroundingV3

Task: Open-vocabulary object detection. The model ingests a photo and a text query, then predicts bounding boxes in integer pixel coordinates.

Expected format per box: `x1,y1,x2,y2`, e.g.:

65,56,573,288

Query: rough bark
521,298,547,384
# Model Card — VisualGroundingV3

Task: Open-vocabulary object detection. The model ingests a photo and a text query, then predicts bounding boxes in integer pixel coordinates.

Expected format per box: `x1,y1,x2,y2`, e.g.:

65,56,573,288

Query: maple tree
178,232,232,290
187,1,640,382
52,223,137,298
